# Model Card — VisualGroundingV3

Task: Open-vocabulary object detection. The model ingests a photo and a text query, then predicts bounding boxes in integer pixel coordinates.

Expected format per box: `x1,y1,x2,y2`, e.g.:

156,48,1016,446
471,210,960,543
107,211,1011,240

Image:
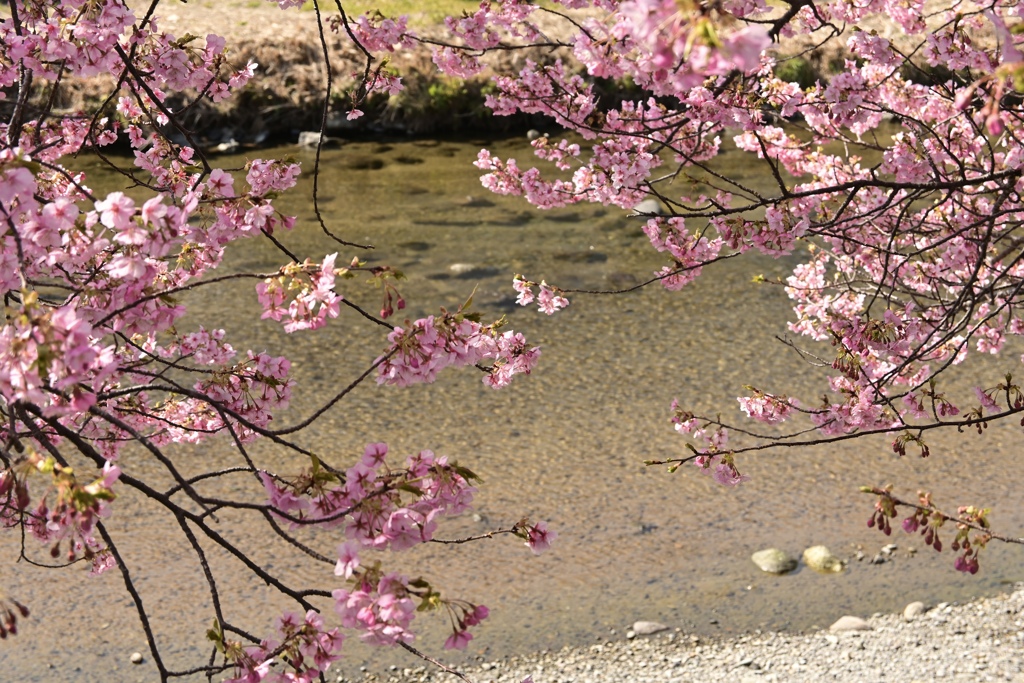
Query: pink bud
953,87,975,111
986,112,1005,136
15,483,29,511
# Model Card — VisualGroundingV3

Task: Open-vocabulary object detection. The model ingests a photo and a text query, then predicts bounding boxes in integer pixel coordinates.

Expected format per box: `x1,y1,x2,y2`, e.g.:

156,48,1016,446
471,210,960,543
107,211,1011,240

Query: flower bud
15,483,29,511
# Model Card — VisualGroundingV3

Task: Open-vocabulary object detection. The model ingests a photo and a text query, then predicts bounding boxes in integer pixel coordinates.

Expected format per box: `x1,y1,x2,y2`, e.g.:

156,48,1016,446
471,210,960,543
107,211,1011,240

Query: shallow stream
4,135,1023,681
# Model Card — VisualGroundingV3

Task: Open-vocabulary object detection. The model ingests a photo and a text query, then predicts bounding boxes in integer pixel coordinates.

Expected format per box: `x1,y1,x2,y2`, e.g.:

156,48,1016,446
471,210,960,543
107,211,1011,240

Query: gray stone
526,129,542,141
904,601,928,620
829,616,871,632
803,545,844,573
297,131,341,149
751,548,798,575
211,138,239,154
632,621,670,636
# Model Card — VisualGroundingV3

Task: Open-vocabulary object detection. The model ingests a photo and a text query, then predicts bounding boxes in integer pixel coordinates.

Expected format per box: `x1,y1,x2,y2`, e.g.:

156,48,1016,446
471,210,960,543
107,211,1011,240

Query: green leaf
451,462,481,483
397,482,424,496
460,285,478,313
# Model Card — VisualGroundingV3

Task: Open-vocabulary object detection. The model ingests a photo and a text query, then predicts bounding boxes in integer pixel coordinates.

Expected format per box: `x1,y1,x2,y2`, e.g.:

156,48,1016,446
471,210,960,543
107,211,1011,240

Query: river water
4,135,1024,681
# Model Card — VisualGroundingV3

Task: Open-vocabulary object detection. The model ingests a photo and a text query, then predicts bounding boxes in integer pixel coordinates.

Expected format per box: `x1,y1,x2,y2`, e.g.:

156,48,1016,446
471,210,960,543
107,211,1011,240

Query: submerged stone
803,545,844,573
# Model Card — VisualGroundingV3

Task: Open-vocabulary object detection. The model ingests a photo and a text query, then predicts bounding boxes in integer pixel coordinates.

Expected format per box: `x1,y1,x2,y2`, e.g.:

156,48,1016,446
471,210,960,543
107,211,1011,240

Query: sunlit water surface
4,136,1023,682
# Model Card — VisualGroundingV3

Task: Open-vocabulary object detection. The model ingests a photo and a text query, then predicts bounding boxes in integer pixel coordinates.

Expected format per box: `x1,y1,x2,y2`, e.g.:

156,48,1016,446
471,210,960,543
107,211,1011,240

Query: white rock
130,652,144,664
632,621,670,636
829,616,871,632
212,139,239,154
904,601,928,620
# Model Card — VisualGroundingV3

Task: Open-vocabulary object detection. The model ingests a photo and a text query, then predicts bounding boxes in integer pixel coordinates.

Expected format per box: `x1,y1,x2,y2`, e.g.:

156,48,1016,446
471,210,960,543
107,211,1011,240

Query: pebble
370,583,1024,683
129,652,143,665
903,601,927,620
829,616,871,632
751,548,798,575
632,621,669,636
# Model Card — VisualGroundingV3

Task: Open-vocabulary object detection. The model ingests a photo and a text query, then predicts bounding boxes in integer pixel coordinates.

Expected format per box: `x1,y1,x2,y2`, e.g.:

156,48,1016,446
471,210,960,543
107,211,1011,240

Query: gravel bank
352,584,1024,683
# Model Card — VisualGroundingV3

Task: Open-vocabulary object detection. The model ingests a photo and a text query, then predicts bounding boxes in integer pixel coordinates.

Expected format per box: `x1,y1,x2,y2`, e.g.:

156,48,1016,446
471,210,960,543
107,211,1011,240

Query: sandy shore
344,584,1024,683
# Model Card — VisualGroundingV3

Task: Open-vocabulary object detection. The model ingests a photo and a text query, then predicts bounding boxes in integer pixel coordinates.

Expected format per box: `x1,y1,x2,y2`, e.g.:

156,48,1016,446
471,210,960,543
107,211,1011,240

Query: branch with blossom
0,1,554,681
380,0,1024,574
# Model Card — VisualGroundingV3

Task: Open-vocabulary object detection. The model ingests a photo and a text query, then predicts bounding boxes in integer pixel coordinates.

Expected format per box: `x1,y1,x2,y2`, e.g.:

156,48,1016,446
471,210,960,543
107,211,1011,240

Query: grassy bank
3,1,949,143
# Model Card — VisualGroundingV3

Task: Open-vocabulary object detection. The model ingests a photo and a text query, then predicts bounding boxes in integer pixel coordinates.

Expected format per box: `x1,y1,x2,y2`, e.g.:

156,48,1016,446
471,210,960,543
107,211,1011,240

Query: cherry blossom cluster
376,312,541,388
333,563,490,650
260,443,476,547
668,402,747,485
253,443,551,661
643,216,723,290
513,275,570,314
1,452,120,576
220,610,343,683
736,389,796,425
257,254,343,333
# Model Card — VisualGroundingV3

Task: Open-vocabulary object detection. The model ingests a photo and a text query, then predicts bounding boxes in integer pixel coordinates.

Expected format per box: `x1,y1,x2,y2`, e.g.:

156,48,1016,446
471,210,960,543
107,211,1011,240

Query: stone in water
751,548,797,574
803,545,844,573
